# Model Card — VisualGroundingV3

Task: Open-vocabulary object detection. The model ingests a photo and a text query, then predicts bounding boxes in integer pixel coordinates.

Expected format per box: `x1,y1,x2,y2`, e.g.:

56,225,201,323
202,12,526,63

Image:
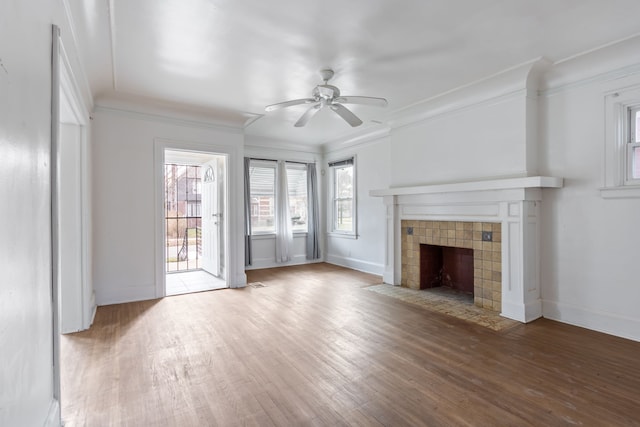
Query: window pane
249,165,275,233
331,162,355,234
335,199,353,232
287,166,308,232
335,166,353,198
633,146,640,179
635,110,640,143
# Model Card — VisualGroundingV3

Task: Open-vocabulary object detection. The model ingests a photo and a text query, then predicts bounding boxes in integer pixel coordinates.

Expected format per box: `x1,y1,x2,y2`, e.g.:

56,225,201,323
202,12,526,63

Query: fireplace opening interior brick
420,244,474,293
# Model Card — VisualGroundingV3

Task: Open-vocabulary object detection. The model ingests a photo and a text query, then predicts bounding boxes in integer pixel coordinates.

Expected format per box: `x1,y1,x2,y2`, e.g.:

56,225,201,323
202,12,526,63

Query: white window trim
601,86,640,199
327,156,358,238
249,160,276,235
248,159,310,235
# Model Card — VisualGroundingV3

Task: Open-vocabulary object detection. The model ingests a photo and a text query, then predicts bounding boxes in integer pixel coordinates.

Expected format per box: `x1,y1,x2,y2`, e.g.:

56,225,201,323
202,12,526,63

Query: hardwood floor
61,263,640,426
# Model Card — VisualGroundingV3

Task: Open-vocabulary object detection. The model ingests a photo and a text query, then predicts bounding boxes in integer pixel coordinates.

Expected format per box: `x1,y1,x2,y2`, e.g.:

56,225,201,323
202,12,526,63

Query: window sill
251,232,308,240
599,185,640,199
327,232,358,240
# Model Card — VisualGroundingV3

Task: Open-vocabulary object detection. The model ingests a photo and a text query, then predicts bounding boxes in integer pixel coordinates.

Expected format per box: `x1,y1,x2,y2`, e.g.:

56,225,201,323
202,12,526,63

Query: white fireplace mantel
370,176,563,323
370,176,563,197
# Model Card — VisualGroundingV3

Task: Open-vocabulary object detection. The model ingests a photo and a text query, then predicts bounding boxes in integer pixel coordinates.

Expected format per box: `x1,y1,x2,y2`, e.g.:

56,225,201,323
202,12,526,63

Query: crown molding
94,104,244,134
385,58,550,130
93,93,252,132
540,34,640,96
244,135,323,156
60,0,95,112
321,126,390,154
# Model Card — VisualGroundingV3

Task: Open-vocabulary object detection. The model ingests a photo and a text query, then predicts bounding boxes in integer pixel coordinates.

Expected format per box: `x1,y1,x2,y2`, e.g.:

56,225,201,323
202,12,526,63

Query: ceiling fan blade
294,104,321,127
330,103,363,127
334,96,388,108
265,98,316,112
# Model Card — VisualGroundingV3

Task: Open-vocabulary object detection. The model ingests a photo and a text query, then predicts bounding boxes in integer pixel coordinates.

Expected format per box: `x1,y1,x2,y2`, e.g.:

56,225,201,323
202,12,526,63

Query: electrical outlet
482,231,493,242
407,227,414,235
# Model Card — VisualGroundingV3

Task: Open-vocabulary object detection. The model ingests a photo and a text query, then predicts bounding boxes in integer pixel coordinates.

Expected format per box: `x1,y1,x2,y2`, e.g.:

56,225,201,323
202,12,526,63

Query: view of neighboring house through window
165,164,202,272
630,106,640,181
329,157,355,235
249,160,309,234
249,161,276,233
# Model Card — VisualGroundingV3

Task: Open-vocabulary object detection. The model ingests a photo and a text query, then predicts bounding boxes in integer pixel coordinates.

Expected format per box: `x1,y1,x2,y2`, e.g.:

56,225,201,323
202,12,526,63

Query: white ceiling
67,0,640,146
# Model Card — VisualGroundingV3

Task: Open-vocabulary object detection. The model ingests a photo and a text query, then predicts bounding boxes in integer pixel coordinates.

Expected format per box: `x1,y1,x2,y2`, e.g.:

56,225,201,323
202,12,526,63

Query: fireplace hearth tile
366,284,518,331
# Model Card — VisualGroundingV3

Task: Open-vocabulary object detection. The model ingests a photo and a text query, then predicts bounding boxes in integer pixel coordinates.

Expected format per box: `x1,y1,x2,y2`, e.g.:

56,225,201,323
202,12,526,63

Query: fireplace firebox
420,244,474,293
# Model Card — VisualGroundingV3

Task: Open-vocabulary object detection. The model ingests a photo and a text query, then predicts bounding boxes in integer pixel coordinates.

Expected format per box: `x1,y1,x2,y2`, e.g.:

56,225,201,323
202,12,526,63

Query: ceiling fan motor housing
313,84,340,101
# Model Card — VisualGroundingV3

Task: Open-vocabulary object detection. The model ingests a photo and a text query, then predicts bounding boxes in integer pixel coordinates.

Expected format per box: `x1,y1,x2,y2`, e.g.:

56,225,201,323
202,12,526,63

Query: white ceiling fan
265,69,388,127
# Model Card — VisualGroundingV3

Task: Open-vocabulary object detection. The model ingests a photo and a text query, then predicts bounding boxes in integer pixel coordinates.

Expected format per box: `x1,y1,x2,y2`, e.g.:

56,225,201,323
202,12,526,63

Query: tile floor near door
166,270,226,296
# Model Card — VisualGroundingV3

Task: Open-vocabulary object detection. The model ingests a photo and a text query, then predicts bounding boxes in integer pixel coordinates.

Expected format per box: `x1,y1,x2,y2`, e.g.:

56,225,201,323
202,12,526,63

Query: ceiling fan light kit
265,69,387,127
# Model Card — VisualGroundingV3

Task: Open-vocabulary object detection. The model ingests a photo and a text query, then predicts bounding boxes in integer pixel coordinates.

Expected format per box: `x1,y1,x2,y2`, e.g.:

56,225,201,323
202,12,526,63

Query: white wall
0,1,91,425
91,107,245,305
324,136,391,275
244,140,324,270
391,96,528,186
538,41,640,341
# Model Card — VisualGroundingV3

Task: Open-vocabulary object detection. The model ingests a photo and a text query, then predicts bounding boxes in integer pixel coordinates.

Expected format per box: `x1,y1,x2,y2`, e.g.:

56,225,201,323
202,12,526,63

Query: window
248,160,309,234
329,157,356,235
286,164,308,232
628,106,640,182
602,88,640,198
249,161,276,233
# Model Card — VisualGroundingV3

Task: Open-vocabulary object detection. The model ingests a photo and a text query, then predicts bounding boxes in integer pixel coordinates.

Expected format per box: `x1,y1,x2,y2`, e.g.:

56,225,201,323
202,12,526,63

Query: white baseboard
90,303,97,325
325,254,384,276
96,284,157,306
245,254,323,271
501,299,542,323
230,271,247,288
86,291,97,329
543,300,640,342
44,398,61,427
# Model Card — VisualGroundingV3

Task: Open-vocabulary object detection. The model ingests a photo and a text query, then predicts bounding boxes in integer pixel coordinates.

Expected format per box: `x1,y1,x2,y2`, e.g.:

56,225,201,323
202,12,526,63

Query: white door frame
154,139,230,297
58,46,95,333
51,24,94,419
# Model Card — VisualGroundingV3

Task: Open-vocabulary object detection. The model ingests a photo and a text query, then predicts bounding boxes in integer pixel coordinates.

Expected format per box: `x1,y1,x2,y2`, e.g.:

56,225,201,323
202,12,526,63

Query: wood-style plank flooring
61,263,640,426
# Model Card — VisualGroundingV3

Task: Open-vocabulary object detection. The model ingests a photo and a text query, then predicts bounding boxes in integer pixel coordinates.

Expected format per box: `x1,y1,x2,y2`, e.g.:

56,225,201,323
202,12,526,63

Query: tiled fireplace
401,220,502,311
371,176,563,323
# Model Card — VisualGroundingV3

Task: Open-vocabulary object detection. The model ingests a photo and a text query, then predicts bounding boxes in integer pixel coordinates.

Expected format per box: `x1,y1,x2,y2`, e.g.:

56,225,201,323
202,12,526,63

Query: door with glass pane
201,160,220,276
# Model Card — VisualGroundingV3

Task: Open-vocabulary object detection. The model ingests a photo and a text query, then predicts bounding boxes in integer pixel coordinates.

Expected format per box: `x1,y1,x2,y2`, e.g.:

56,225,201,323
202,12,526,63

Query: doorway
56,30,94,335
163,150,227,296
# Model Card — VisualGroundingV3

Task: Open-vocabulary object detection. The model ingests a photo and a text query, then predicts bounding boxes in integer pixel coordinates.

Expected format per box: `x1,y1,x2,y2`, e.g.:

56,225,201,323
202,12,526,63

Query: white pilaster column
382,195,399,285
500,199,542,322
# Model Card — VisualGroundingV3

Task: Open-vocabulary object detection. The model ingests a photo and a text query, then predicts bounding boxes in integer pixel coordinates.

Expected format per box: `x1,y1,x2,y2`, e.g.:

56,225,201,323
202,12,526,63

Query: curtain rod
249,157,314,165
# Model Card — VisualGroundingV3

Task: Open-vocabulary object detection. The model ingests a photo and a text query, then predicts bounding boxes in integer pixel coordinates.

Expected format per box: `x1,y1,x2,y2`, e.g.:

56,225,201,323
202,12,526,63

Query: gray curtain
244,157,252,266
306,162,321,259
